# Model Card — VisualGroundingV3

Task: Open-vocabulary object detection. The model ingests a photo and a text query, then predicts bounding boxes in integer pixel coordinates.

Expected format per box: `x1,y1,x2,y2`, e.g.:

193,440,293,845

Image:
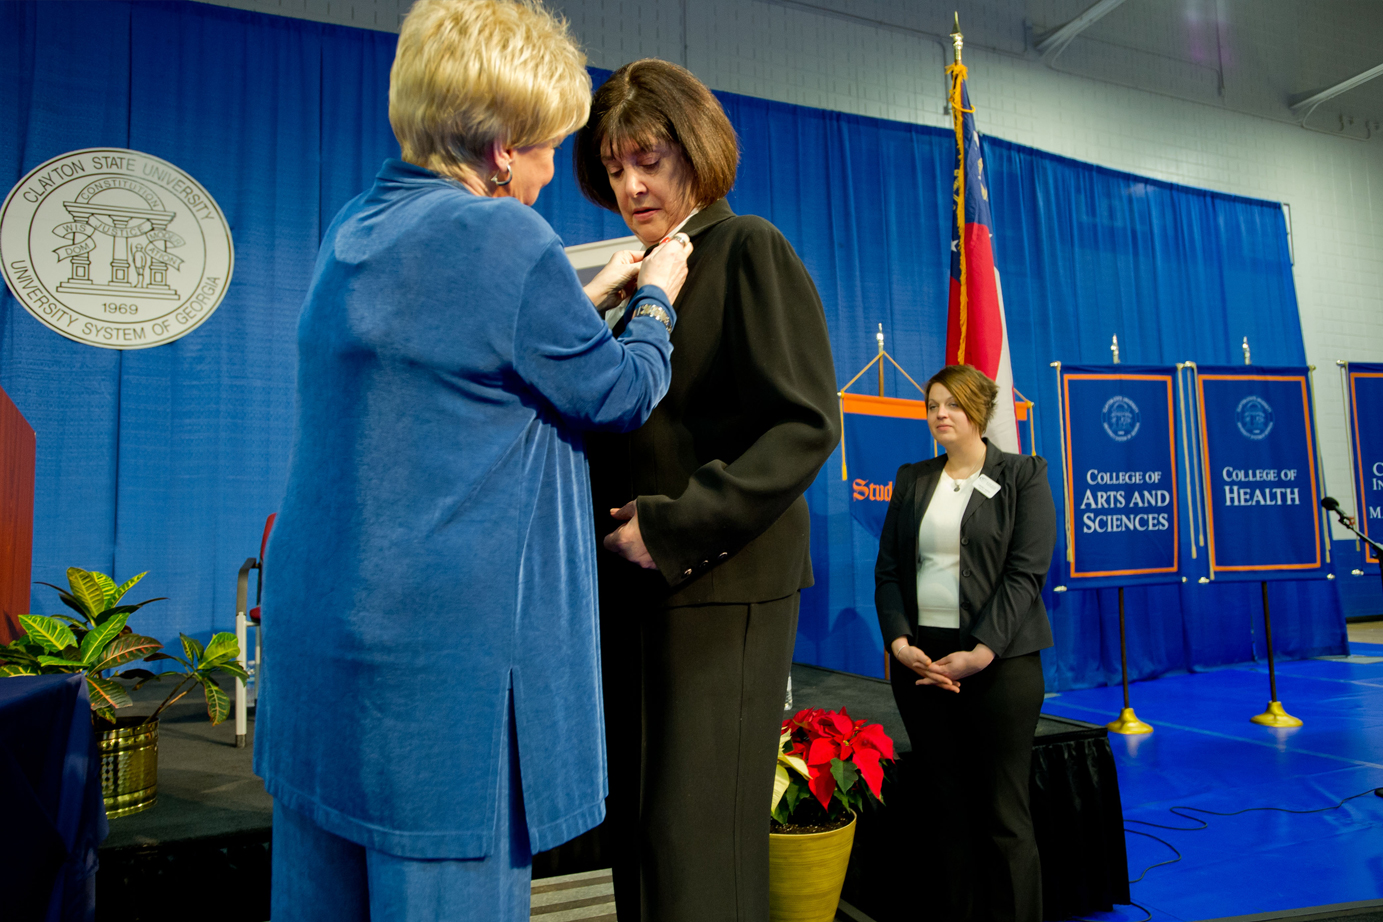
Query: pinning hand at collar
635,233,692,301
583,249,644,311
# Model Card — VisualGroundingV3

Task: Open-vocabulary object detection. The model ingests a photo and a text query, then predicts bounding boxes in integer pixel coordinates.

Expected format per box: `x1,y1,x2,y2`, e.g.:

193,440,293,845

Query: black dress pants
890,627,1045,922
601,593,799,922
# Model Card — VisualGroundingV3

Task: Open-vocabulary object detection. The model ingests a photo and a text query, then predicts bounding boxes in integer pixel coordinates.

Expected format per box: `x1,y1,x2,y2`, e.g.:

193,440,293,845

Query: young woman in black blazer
875,364,1056,922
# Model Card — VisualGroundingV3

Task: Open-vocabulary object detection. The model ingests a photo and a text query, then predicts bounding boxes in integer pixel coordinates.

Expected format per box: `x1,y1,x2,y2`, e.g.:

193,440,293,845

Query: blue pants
269,697,532,922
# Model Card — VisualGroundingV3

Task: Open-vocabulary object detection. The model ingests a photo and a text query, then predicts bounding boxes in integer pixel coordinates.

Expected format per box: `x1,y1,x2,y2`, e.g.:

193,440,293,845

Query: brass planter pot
767,815,856,922
97,716,159,818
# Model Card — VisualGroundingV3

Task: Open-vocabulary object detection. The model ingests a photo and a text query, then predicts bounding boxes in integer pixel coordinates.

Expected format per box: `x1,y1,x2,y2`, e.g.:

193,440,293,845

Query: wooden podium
0,386,35,644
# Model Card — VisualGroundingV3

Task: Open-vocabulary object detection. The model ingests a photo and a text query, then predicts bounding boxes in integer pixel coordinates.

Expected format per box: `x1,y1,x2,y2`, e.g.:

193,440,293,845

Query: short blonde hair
926,365,1000,434
389,0,591,179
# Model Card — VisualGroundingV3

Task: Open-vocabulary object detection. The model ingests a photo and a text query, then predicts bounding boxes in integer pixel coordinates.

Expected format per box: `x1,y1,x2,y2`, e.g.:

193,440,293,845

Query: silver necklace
946,464,982,491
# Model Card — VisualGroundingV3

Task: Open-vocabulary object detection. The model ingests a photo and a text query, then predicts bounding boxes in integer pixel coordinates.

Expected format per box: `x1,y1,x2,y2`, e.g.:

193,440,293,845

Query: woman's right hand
637,233,692,302
583,250,644,311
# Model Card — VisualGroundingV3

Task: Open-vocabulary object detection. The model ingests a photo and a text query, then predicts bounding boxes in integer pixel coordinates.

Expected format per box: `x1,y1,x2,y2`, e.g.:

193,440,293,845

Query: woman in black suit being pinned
874,363,1057,922
574,59,839,922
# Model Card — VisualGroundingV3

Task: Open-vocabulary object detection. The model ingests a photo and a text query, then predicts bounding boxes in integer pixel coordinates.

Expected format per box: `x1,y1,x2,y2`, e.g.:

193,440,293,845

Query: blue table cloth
0,674,108,922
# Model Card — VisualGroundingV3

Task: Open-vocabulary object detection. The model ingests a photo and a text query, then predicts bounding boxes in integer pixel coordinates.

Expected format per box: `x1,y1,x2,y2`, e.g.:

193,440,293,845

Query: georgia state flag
945,65,1020,453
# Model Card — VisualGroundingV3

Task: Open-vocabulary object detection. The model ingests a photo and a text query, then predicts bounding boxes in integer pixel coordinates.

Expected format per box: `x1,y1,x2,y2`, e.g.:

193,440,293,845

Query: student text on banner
1346,362,1383,565
1060,366,1180,587
1195,366,1329,580
841,393,934,537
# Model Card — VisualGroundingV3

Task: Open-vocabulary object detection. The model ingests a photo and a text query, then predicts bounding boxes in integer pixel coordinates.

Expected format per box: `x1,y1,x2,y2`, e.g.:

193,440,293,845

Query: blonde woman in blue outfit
253,2,691,920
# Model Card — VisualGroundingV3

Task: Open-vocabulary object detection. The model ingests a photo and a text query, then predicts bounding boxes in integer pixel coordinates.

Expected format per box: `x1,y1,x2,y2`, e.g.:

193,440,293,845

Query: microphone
1323,495,1383,555
1321,496,1350,527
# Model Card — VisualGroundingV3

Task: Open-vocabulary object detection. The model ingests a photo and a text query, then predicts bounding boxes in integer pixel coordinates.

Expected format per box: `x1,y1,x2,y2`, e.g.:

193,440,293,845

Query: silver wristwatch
631,302,673,335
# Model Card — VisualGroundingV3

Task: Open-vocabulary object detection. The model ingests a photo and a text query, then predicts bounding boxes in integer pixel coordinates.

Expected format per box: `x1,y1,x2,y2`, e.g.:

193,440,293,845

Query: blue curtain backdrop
1,1,1345,689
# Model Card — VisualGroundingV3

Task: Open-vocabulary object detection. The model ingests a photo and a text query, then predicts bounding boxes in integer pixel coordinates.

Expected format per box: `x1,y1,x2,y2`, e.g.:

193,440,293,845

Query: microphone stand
1326,506,1383,600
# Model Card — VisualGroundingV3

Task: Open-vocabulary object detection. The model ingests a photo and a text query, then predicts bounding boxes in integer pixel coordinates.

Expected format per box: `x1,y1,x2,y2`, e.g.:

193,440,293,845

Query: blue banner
1195,366,1328,580
1059,365,1181,587
1347,362,1383,565
841,393,934,536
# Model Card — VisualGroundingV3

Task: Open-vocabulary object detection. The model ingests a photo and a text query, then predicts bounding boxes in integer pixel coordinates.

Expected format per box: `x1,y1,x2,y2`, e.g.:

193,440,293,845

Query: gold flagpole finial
950,13,964,63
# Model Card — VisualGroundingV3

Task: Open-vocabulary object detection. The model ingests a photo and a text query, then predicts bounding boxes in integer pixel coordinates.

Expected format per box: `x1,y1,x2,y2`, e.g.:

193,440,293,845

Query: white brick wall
196,0,1383,529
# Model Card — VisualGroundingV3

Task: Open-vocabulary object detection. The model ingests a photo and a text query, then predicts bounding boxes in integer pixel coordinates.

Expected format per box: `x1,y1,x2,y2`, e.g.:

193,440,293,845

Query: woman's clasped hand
890,636,996,692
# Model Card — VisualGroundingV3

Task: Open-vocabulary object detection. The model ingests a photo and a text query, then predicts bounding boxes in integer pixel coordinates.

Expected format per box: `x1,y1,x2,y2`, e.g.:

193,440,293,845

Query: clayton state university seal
1101,395,1141,442
1235,395,1274,440
0,148,233,350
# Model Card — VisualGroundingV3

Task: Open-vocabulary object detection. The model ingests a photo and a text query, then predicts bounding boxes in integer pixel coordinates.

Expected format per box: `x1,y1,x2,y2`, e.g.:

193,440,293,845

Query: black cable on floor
1124,786,1380,834
1166,787,1380,822
1124,829,1182,883
1125,815,1205,831
1113,786,1382,898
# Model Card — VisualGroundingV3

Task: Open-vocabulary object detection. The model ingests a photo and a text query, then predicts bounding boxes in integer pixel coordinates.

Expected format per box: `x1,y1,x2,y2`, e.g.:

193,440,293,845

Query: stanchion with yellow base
1252,701,1302,727
1107,587,1153,735
1109,707,1153,735
1250,580,1303,727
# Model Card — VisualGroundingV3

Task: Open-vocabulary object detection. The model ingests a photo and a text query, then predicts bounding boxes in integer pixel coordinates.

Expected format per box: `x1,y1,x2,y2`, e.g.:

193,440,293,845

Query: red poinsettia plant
771,706,895,828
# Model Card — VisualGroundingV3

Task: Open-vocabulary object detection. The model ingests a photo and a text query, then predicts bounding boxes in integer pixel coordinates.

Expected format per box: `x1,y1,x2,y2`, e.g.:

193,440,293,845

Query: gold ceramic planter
97,716,159,818
767,815,856,922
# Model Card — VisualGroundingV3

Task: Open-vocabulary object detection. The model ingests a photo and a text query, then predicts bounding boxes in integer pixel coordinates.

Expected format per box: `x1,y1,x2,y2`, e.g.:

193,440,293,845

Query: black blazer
589,199,839,605
875,440,1056,659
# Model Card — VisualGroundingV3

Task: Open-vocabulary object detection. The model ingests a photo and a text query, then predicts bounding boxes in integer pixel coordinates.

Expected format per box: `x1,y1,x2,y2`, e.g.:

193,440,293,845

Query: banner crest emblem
1101,395,1141,442
1235,396,1275,440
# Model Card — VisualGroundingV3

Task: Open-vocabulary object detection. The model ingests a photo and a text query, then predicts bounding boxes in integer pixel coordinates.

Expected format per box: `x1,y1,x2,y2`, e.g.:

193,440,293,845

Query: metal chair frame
234,555,262,748
234,516,273,748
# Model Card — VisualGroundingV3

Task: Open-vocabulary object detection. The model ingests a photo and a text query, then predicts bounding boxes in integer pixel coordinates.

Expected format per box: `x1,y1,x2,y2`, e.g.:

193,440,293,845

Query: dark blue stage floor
1039,641,1383,921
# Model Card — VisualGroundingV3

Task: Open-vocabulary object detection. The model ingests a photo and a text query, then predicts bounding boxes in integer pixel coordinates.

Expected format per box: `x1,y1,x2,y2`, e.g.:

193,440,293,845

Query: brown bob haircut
925,365,1000,434
574,59,739,212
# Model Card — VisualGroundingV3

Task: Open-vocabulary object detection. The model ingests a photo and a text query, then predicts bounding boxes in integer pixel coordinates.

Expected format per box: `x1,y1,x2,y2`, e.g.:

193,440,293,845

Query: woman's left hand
604,501,658,570
924,643,996,688
583,250,644,311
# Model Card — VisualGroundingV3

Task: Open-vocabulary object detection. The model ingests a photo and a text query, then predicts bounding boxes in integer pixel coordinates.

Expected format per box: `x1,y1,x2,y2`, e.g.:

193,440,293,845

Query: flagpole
1176,363,1198,559
1107,586,1153,734
873,320,889,675
1251,581,1302,727
877,324,886,397
1239,338,1302,728
1109,339,1151,733
1307,365,1331,564
1337,360,1361,557
949,17,968,365
1051,361,1074,568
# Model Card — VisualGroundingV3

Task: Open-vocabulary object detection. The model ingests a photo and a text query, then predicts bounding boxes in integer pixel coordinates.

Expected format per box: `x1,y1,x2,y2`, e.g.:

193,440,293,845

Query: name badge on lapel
974,474,1000,498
